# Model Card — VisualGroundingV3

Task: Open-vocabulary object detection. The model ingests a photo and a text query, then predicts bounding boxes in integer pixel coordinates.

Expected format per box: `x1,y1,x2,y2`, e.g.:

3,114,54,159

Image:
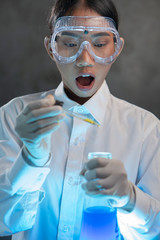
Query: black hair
48,0,119,34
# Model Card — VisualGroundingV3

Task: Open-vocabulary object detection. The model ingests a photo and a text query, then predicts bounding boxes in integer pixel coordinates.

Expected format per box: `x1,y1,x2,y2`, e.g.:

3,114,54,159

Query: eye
64,42,78,47
94,43,106,48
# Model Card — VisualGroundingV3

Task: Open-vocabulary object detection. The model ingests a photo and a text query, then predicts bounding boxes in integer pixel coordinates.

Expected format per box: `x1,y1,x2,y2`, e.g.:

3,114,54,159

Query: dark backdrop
0,0,160,239
0,0,160,119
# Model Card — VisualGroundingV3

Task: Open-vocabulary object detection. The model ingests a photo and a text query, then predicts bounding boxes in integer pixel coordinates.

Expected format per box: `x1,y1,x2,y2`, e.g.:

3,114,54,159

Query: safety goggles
51,16,123,65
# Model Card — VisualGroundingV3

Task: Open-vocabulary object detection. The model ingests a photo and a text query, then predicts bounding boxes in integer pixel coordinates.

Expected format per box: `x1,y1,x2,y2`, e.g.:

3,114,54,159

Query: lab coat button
68,177,73,185
63,225,70,232
74,138,79,145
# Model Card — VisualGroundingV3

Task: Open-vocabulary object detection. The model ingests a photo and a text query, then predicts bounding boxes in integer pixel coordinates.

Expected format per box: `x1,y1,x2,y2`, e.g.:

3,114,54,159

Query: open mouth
76,74,95,90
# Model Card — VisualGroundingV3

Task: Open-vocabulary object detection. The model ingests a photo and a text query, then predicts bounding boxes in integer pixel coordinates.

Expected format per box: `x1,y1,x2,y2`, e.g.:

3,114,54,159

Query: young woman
0,0,160,239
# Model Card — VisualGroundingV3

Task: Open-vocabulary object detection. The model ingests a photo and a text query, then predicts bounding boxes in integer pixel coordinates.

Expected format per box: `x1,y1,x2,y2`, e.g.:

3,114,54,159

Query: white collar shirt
0,81,160,240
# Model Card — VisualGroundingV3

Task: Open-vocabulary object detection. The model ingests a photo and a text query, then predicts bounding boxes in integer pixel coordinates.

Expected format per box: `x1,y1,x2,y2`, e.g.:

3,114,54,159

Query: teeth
81,74,90,77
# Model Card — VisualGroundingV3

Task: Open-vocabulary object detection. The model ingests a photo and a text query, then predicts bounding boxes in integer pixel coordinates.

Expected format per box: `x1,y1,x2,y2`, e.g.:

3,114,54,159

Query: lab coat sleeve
118,113,160,240
0,98,50,235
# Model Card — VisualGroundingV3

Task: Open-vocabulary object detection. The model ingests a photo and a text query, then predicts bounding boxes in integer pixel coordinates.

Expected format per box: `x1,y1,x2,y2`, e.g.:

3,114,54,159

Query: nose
76,48,94,67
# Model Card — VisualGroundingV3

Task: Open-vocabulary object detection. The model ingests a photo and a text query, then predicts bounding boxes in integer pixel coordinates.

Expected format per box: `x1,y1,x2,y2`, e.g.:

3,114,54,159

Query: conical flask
80,152,122,240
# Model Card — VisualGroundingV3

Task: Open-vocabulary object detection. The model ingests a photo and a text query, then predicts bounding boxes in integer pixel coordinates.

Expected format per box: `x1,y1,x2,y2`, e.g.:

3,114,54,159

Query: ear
118,37,125,57
44,36,55,61
111,37,124,64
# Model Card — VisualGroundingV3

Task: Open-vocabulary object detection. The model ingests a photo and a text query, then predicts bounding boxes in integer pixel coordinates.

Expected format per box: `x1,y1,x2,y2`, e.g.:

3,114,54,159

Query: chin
76,88,95,96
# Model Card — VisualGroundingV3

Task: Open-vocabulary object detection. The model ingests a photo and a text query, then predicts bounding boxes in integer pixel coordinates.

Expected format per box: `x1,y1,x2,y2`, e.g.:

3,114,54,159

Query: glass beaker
80,152,121,240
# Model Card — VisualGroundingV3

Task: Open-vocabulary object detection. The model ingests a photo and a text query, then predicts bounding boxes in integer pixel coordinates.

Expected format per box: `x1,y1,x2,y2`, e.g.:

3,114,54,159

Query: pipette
63,110,100,127
46,95,100,127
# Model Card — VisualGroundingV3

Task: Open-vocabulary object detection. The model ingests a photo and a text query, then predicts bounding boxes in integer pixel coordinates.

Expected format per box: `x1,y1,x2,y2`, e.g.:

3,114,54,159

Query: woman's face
46,7,123,104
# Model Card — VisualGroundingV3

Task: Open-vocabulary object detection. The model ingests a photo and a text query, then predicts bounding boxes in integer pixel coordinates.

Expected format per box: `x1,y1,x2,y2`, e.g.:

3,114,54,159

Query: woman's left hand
81,158,135,210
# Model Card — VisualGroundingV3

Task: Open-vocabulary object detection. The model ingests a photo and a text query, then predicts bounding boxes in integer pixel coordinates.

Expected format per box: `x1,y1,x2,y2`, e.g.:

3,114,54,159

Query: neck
64,86,92,105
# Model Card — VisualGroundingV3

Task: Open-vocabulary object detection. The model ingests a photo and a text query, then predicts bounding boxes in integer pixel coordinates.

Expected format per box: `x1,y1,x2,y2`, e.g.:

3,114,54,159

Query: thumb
46,94,56,105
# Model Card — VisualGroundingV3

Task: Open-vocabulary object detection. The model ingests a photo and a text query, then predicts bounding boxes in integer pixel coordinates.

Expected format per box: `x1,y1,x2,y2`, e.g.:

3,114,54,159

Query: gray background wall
0,0,160,119
0,0,159,238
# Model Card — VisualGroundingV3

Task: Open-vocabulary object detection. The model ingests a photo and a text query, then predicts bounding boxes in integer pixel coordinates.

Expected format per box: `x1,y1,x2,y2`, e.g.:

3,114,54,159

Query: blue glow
80,206,121,240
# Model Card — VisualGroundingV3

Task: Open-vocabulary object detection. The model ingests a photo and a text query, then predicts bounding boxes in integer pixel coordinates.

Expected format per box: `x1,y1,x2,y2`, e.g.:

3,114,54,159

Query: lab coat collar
84,81,110,125
54,80,110,125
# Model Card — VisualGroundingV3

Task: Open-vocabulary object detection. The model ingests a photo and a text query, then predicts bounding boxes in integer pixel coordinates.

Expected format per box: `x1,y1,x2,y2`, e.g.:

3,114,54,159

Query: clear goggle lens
51,16,122,64
54,30,117,58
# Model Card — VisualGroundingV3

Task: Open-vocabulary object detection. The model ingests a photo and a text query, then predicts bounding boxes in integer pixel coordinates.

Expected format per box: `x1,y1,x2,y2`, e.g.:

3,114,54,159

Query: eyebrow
91,32,110,38
61,31,80,38
61,31,110,38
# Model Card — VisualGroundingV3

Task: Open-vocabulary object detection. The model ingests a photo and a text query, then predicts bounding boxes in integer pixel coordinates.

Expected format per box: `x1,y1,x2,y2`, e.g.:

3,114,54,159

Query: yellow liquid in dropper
63,110,100,127
83,117,100,126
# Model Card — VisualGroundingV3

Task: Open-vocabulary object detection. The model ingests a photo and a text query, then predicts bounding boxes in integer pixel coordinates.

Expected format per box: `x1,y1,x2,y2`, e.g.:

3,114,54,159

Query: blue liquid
80,206,120,240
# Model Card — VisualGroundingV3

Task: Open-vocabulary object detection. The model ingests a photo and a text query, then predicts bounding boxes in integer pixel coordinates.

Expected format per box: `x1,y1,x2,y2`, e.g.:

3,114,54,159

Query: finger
47,95,64,107
16,111,65,140
86,157,110,170
80,162,88,176
95,177,115,190
79,168,86,176
26,113,65,132
82,180,102,192
23,96,56,115
46,94,55,103
34,122,60,138
98,184,118,197
25,106,63,123
82,176,117,192
22,122,60,142
80,159,109,178
85,190,101,197
84,167,111,181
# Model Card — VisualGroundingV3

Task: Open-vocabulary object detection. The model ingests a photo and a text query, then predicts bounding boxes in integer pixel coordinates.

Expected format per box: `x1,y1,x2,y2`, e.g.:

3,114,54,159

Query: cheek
97,65,112,80
56,63,74,79
56,64,65,76
56,65,70,84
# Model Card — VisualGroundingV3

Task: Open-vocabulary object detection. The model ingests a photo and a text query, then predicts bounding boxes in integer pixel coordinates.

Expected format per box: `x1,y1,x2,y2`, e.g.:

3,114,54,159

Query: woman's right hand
15,95,65,166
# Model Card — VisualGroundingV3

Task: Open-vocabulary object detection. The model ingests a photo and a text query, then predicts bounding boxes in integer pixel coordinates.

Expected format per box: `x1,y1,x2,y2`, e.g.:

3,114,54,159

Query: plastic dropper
63,110,100,127
46,94,100,127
